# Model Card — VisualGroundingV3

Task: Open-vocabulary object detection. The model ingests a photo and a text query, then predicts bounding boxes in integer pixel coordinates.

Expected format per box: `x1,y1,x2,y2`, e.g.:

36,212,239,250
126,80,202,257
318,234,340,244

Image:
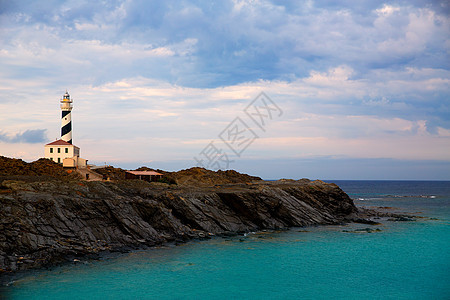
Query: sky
0,0,449,180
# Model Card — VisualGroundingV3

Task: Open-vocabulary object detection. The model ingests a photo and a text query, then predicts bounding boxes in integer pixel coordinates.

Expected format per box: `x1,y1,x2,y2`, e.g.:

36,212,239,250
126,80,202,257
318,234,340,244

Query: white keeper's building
44,139,87,167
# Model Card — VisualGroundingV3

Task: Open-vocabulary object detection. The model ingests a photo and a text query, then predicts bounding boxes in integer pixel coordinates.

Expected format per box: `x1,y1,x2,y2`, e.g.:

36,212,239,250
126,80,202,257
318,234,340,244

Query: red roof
45,139,78,147
126,171,163,176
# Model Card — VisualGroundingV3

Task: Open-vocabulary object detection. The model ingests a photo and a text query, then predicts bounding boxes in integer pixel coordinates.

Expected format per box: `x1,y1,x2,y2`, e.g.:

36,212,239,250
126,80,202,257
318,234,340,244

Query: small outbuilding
125,170,164,182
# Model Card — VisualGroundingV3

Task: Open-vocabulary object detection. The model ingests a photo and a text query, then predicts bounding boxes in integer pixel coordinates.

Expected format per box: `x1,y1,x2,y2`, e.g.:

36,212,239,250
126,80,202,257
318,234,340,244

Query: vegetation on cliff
0,156,80,180
0,155,261,186
93,165,262,186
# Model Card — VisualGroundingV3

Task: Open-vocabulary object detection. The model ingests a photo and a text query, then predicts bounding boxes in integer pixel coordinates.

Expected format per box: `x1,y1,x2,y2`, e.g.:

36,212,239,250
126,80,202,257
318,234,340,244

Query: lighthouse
44,91,88,169
60,91,73,144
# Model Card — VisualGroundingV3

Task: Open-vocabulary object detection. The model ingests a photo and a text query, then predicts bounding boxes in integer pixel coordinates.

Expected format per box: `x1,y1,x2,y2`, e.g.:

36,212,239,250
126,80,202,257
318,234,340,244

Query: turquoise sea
2,181,450,299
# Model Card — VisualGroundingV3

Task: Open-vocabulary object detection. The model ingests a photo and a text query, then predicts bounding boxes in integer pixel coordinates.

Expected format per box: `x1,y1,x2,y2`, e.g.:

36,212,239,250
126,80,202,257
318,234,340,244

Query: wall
44,145,78,163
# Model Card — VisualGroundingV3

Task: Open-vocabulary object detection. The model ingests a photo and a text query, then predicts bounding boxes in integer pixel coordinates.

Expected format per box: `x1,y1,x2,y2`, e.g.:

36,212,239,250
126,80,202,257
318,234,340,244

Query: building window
58,158,61,163
65,148,68,153
50,158,53,161
50,148,53,153
58,148,61,153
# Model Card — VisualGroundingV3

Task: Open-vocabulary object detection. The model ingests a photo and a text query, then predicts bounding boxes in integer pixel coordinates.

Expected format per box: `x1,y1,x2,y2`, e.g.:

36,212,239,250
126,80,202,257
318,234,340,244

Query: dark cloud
0,129,47,144
1,0,448,88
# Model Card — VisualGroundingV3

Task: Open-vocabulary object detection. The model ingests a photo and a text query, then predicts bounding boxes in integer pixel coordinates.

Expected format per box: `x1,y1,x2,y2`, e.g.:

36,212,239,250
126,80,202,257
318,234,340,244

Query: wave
385,195,437,199
354,195,437,201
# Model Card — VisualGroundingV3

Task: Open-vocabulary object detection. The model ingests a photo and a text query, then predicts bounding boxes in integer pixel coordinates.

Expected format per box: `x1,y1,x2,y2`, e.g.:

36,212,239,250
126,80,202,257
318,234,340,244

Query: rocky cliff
0,176,361,275
0,156,373,277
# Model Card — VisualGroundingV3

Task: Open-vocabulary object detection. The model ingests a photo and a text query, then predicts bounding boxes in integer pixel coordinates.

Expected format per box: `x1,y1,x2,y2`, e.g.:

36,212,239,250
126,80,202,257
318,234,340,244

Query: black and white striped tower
60,91,73,144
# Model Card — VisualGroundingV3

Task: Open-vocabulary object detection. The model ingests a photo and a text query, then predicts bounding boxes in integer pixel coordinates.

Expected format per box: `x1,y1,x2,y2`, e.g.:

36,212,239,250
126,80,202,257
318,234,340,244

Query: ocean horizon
2,180,449,299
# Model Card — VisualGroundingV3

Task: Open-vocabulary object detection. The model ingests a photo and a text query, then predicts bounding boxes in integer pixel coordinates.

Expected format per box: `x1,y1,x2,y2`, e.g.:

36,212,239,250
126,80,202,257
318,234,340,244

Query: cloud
376,4,401,16
1,1,448,88
1,62,448,157
0,129,48,144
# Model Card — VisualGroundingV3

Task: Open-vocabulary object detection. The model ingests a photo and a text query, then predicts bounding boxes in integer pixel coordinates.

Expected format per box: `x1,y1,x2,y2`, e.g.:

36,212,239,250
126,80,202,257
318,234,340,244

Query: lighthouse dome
63,91,70,100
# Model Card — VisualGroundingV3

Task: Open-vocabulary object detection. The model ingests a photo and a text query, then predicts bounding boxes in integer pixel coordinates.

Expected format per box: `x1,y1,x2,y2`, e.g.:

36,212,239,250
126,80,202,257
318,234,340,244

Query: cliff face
0,178,357,273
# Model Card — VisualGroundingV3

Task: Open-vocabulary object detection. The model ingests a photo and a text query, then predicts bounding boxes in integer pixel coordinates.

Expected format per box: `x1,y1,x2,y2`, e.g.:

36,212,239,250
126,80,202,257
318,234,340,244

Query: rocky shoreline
0,157,410,283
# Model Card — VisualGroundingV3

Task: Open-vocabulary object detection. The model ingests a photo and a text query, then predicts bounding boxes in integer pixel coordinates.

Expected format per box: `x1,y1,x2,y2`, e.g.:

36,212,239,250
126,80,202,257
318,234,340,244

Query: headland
0,156,404,278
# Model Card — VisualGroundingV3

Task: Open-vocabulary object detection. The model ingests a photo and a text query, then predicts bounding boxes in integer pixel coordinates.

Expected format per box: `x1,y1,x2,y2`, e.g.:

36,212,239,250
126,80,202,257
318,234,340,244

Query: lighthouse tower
60,91,73,144
45,91,88,168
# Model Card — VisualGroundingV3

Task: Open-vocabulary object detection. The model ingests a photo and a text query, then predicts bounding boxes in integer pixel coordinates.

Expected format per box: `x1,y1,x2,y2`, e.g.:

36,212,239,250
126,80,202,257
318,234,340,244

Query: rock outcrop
0,176,358,274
